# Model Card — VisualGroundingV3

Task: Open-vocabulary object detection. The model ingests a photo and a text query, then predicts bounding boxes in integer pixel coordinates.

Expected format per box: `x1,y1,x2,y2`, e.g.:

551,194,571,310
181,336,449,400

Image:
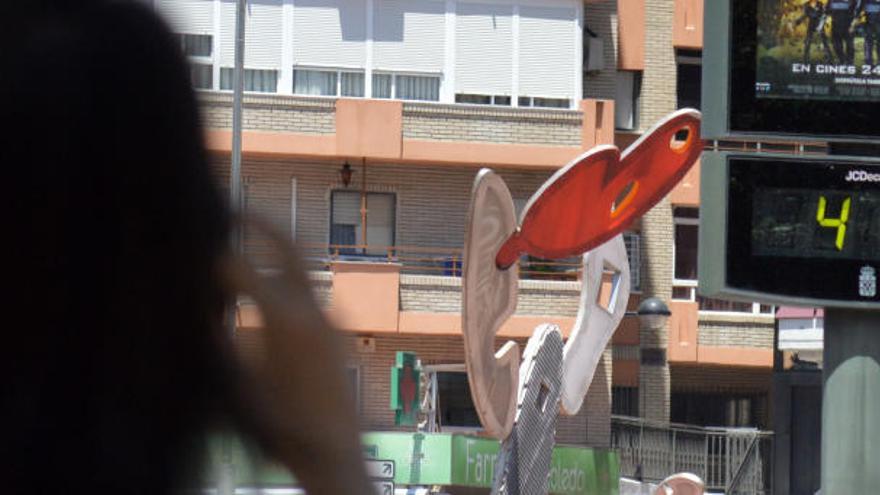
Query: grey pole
230,0,245,244
220,1,246,495
821,309,880,494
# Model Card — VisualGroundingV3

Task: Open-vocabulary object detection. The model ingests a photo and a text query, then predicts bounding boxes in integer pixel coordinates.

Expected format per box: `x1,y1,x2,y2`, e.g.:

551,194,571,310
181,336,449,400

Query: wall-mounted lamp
340,162,353,187
625,296,672,330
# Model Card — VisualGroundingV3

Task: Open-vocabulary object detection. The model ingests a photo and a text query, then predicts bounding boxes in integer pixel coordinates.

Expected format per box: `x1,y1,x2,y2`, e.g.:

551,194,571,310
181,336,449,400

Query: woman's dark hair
3,1,241,492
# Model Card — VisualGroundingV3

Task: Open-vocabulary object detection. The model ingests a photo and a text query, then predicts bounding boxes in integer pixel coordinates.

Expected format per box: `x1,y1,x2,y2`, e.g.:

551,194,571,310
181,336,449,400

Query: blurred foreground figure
1,2,371,494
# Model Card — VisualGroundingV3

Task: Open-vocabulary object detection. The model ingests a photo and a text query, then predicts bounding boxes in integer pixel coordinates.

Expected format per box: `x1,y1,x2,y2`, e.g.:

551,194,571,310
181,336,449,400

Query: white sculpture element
654,473,705,495
492,324,564,495
461,169,521,439
560,234,631,415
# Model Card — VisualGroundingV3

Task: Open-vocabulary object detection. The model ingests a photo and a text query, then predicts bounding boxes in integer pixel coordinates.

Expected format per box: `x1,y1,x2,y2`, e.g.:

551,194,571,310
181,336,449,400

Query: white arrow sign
372,481,394,495
365,459,395,480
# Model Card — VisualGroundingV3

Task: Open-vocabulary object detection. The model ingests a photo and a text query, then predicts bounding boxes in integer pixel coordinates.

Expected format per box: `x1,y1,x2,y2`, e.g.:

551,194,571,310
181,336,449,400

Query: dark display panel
752,187,880,259
756,0,880,102
728,0,880,139
727,156,880,302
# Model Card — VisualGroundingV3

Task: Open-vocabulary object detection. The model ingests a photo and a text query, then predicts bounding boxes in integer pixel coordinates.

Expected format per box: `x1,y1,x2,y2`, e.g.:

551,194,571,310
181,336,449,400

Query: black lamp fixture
340,162,353,187
625,296,672,329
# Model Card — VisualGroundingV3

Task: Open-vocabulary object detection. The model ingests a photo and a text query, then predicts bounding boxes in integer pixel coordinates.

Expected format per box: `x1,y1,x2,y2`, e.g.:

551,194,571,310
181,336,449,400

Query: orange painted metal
496,109,703,268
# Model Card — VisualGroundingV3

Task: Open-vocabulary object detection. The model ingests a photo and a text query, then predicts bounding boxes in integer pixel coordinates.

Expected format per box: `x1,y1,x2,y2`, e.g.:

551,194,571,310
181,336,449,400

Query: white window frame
672,209,774,315
371,71,443,102
422,364,482,434
176,32,215,90
672,213,700,301
291,66,368,98
218,67,280,93
624,231,641,292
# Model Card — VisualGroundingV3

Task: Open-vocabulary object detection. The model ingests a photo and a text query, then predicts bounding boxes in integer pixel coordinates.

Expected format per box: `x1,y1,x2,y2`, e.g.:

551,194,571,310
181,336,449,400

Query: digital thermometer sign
699,152,880,308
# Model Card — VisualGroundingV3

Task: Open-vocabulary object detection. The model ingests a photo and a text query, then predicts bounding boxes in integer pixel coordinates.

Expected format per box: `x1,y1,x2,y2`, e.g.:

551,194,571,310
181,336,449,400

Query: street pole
821,309,880,494
821,143,880,495
220,1,246,494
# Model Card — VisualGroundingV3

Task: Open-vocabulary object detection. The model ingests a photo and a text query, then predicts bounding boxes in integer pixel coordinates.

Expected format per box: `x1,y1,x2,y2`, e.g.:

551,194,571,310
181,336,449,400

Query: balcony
198,92,615,169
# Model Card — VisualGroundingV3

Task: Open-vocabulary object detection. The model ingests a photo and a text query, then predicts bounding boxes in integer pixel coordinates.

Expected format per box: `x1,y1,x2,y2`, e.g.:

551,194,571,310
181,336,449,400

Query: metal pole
220,2,246,495
820,309,880,494
360,158,367,254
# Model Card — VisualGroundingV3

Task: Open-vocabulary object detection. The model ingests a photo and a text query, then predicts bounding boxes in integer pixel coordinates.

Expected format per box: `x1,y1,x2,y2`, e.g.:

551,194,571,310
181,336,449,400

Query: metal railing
611,415,773,495
290,243,582,280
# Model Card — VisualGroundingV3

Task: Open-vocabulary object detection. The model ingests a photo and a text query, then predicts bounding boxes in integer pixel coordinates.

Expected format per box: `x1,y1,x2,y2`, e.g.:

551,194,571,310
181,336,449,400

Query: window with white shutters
455,2,513,97
220,0,283,71
518,5,576,102
293,0,367,68
373,0,445,73
156,0,214,34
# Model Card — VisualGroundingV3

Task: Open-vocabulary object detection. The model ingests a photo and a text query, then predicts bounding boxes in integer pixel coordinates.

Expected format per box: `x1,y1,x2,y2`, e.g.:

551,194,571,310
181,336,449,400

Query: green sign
361,432,620,495
205,431,619,494
390,351,420,426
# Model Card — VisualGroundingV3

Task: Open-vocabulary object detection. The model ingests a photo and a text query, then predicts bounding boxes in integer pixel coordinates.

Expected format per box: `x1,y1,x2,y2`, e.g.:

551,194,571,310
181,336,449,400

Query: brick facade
199,92,336,134
400,275,581,317
402,103,582,147
335,333,613,447
697,316,775,348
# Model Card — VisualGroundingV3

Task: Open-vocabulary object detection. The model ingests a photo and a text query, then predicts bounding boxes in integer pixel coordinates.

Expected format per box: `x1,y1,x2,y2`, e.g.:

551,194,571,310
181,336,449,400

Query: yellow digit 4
816,195,851,251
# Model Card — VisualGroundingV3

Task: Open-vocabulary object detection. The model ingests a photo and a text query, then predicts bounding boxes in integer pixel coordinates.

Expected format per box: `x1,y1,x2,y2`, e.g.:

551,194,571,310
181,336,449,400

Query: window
177,33,212,57
346,366,360,412
372,73,392,99
455,94,512,106
292,69,366,97
615,71,642,130
673,207,775,314
329,191,395,256
396,74,440,101
624,231,641,291
612,386,639,416
674,207,700,283
672,392,764,428
676,49,702,110
220,68,278,93
518,96,571,109
370,72,441,101
175,33,213,90
436,371,480,428
189,64,213,90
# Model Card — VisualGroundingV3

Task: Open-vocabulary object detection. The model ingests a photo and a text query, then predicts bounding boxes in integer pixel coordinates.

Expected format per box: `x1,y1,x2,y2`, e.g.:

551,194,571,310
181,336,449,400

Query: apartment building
151,0,775,476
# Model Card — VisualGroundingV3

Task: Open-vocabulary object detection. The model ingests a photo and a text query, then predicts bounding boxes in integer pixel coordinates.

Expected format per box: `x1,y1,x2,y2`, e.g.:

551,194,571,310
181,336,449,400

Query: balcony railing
611,415,773,494
672,279,774,315
292,243,582,281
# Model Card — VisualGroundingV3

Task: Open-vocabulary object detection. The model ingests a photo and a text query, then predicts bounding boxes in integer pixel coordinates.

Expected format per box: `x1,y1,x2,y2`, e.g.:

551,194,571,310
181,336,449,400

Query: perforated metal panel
492,324,563,495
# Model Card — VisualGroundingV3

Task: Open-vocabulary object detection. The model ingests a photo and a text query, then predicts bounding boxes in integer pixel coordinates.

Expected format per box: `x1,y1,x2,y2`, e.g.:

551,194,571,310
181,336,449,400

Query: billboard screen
755,0,880,102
